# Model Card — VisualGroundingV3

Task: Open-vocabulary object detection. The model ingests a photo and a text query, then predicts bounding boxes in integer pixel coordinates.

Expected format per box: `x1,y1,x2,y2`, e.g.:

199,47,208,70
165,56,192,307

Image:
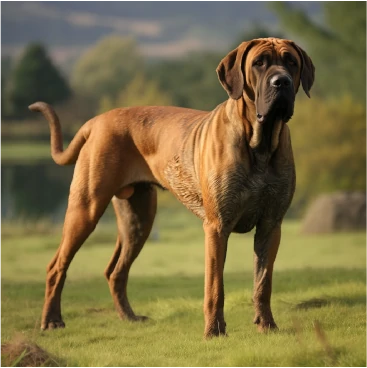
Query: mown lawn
1,204,366,366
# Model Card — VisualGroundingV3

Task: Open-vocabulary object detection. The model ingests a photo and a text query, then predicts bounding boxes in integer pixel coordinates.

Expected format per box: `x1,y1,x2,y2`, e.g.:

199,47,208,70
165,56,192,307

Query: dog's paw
204,321,227,339
253,315,278,333
257,322,278,333
41,319,65,330
132,315,150,322
203,330,228,339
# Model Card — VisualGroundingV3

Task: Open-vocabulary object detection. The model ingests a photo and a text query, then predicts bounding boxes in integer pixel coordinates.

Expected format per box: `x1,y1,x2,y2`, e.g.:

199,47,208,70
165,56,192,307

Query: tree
289,95,366,215
149,52,227,111
0,76,4,117
270,2,366,101
98,73,173,114
1,56,12,118
72,36,143,107
5,44,70,118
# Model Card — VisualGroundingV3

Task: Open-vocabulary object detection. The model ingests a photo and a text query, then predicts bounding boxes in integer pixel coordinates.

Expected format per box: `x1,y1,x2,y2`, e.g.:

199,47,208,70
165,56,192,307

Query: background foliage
71,36,144,104
291,95,366,214
3,44,70,119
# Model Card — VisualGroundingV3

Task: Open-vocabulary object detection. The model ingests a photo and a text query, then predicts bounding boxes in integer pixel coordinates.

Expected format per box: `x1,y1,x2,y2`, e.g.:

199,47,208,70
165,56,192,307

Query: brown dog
29,38,314,338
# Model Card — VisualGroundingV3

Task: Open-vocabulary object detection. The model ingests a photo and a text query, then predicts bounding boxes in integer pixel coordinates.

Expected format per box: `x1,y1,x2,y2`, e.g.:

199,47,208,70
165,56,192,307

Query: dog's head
217,38,315,126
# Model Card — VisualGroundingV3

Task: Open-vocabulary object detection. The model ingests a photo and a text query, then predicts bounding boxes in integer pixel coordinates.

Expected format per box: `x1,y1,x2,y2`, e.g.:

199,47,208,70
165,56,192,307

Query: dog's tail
29,102,87,166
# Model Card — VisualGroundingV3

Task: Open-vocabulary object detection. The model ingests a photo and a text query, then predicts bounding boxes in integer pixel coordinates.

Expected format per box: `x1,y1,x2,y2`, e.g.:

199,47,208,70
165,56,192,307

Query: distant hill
1,1,321,70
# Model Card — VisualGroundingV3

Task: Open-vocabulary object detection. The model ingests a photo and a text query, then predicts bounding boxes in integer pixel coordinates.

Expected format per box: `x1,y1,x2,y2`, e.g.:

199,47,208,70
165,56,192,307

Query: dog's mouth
256,94,294,125
251,94,294,152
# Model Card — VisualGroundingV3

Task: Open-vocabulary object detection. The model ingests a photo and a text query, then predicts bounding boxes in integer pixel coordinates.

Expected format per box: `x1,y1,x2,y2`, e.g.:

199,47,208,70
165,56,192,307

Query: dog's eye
288,59,297,66
254,60,264,67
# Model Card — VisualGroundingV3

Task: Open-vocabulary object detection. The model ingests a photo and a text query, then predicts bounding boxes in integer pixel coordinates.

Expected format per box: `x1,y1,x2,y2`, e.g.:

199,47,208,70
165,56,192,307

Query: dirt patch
1,335,62,367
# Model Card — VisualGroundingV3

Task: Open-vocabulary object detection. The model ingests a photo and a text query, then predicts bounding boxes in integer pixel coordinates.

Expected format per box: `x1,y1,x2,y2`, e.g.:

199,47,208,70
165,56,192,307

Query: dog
29,37,314,338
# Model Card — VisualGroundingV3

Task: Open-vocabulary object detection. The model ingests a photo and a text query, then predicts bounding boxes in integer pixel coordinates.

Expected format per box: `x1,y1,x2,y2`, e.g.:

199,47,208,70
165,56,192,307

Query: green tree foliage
1,56,12,77
148,52,227,111
290,95,366,214
0,76,4,117
5,44,70,118
72,36,143,106
1,57,12,118
270,2,366,101
98,73,173,114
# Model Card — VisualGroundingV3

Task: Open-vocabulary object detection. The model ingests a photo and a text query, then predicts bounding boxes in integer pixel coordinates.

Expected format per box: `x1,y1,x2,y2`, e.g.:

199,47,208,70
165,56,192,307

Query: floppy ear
216,40,257,100
291,43,315,98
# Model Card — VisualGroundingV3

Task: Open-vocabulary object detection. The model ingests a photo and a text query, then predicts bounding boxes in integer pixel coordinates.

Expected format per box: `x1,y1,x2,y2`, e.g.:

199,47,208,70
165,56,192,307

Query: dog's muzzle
256,73,295,124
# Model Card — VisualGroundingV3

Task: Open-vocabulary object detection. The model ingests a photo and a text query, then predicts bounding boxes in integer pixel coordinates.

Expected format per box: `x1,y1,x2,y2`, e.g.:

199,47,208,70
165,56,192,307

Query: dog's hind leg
104,237,122,282
106,183,157,321
41,154,120,330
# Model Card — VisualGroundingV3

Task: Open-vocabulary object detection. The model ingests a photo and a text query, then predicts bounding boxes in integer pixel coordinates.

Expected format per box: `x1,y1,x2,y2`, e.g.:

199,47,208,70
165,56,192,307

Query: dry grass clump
1,335,62,367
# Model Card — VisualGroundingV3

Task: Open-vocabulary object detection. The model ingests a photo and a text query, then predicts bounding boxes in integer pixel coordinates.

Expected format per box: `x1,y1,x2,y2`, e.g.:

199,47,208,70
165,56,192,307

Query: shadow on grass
293,294,367,310
295,298,329,310
2,267,365,303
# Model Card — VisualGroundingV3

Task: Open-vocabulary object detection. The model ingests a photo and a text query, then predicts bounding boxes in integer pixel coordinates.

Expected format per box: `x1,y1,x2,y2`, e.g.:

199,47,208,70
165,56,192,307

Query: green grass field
1,203,366,366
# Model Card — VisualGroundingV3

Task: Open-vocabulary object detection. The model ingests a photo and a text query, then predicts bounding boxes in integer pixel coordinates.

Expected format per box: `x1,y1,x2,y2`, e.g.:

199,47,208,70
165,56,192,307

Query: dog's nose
270,75,292,89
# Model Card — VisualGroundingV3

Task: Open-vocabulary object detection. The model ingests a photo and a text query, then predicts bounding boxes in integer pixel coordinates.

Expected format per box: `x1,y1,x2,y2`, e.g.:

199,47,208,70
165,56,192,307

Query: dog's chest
162,153,294,232
232,168,294,233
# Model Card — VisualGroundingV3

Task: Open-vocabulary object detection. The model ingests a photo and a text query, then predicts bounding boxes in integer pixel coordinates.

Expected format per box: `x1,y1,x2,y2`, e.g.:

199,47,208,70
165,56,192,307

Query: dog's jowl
30,38,314,338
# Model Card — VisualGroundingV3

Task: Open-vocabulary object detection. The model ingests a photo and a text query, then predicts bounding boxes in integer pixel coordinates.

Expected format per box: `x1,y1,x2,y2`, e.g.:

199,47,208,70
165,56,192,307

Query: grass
2,142,70,164
2,142,50,163
1,203,366,366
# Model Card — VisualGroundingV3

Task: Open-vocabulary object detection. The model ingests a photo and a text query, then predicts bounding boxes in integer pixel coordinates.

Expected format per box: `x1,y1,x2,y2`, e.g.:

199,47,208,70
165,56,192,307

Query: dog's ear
216,40,257,100
291,43,315,98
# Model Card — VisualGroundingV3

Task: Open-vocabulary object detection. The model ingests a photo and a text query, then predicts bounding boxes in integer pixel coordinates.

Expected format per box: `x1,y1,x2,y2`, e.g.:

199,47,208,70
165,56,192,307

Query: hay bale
301,192,366,234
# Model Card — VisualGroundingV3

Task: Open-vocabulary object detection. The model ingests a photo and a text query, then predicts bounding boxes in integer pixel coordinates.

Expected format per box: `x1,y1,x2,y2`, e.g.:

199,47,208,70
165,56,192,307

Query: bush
289,95,366,215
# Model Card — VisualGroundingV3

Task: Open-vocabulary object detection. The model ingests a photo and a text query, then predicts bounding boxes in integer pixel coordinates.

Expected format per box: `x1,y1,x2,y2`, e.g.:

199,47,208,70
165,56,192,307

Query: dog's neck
225,97,284,161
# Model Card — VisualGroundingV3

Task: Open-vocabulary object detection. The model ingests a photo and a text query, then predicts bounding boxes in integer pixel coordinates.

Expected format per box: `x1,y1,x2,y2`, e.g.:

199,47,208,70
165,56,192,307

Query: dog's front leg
252,222,281,332
203,222,228,338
